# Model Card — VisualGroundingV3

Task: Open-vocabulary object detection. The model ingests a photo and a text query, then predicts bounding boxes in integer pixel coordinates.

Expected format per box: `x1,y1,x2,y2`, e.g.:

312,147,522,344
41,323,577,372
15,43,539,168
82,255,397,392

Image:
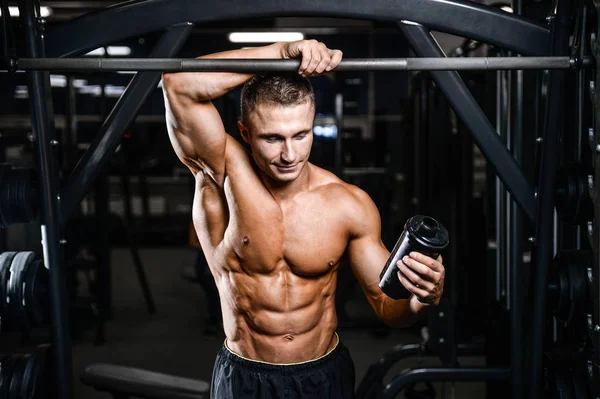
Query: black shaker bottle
379,215,449,299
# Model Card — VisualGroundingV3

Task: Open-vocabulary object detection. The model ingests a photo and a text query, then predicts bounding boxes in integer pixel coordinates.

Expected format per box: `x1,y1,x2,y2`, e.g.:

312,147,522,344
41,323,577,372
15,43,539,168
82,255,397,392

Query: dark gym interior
0,0,596,397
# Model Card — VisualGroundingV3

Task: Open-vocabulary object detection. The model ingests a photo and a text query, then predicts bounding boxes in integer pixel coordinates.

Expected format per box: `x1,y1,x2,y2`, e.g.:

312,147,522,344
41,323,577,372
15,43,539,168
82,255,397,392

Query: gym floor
71,248,486,398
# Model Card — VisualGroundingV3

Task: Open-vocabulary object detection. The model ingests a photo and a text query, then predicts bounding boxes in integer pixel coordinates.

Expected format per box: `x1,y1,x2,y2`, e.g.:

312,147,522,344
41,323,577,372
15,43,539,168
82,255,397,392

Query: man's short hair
240,73,315,123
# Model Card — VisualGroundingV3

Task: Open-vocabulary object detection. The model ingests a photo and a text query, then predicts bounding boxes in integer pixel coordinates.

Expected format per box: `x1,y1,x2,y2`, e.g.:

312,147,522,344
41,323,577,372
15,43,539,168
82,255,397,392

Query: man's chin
267,169,300,183
271,172,299,183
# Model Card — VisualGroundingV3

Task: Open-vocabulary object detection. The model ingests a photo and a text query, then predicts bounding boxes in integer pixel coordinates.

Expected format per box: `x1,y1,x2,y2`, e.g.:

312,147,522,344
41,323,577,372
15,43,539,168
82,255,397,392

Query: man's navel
283,334,295,342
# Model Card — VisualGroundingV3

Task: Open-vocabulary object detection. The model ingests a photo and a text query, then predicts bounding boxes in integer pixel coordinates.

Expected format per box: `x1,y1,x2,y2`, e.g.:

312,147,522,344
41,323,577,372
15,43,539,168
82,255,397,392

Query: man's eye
265,137,279,143
295,134,306,140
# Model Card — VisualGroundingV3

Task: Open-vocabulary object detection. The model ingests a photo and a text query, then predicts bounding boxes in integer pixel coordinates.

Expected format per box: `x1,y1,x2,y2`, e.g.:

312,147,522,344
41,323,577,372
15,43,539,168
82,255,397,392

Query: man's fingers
327,50,343,71
306,45,322,75
400,256,437,282
398,261,434,291
409,252,444,273
298,43,311,76
398,270,429,299
294,41,342,76
315,57,331,74
314,44,332,74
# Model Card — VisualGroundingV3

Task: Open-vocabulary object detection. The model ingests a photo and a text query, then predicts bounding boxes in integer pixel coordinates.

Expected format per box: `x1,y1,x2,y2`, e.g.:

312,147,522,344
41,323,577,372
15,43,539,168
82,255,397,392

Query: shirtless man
162,39,445,398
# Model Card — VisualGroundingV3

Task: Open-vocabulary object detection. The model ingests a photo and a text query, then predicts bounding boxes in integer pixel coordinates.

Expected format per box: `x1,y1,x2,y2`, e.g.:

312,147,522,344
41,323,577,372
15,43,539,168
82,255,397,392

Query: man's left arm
345,187,445,328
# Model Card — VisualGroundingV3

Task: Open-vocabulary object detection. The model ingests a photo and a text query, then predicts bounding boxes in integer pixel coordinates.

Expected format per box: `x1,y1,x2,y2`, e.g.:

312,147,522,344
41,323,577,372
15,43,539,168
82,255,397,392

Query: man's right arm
161,40,342,184
161,42,286,183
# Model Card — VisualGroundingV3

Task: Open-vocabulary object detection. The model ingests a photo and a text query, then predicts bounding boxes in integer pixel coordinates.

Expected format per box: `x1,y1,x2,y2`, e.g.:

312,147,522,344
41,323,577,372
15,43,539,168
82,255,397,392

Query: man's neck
259,163,313,202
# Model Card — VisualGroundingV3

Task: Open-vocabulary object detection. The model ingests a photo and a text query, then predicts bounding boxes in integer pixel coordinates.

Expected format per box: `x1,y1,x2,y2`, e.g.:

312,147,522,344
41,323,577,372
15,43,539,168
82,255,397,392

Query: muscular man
162,40,445,398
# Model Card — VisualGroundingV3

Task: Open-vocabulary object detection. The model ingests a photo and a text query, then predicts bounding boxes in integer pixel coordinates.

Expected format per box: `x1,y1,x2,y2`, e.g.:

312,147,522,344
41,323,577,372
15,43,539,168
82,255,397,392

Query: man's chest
223,195,349,276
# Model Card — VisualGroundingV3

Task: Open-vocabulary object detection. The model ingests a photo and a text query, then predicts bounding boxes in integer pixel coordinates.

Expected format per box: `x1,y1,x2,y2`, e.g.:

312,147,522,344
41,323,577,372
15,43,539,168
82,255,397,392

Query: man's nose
281,140,296,163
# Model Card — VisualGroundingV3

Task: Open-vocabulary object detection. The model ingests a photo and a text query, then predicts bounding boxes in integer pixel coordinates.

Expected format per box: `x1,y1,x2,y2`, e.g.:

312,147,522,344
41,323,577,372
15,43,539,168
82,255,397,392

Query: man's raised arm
161,40,342,183
161,43,284,182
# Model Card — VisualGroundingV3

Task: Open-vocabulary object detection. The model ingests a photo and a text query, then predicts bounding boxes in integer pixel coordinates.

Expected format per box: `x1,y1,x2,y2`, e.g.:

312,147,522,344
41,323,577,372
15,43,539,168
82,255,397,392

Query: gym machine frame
8,0,569,397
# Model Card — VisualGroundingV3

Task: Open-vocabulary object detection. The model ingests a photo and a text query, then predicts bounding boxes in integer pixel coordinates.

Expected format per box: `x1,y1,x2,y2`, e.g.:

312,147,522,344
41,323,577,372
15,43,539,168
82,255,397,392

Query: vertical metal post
64,75,78,172
575,4,588,250
335,93,344,177
529,0,570,397
1,0,10,58
0,132,5,252
19,0,73,397
94,173,109,344
509,4,524,398
120,167,157,315
505,68,512,310
495,68,506,303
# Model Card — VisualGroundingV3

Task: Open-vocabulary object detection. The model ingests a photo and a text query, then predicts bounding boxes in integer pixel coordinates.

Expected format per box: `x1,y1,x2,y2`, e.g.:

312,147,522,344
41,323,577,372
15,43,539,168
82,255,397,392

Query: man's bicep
345,186,390,302
347,232,390,300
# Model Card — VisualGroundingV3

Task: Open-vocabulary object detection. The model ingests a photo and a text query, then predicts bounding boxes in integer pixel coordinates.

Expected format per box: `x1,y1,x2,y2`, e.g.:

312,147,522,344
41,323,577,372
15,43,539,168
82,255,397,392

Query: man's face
239,101,314,184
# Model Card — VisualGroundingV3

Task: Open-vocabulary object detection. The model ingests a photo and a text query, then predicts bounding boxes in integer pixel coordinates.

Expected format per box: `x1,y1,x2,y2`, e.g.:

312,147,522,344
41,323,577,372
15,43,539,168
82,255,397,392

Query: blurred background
0,0,592,397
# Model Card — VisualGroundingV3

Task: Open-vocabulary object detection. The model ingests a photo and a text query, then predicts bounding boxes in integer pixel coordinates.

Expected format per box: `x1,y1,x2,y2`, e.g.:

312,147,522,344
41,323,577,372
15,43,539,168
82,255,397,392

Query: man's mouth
275,164,297,171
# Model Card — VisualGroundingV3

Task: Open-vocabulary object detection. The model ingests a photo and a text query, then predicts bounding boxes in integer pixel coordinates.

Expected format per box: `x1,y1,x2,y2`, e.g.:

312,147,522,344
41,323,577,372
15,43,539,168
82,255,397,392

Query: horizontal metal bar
7,56,593,72
381,367,510,399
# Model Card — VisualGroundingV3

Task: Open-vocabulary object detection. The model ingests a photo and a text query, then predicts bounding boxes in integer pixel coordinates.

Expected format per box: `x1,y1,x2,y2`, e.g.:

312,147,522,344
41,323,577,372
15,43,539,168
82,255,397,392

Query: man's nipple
243,236,249,245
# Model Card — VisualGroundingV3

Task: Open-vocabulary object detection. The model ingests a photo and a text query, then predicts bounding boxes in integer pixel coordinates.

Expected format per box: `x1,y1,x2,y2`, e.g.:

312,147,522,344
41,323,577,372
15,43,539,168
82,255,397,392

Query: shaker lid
406,215,449,250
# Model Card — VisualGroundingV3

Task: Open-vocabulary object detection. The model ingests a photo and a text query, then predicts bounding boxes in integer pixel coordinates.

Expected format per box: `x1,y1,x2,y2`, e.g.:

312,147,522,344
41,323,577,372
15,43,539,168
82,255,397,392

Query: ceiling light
0,6,52,17
107,46,131,56
78,85,102,97
50,75,67,88
14,85,28,99
85,48,106,56
72,79,87,88
104,85,126,97
228,32,304,43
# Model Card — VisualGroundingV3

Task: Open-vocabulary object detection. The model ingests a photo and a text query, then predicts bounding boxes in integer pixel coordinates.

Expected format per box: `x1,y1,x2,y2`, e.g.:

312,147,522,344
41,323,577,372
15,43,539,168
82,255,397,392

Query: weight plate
24,260,47,328
0,253,17,333
7,354,27,399
0,165,11,228
7,252,35,332
0,354,17,399
20,350,36,399
8,354,29,399
19,256,38,331
21,345,51,399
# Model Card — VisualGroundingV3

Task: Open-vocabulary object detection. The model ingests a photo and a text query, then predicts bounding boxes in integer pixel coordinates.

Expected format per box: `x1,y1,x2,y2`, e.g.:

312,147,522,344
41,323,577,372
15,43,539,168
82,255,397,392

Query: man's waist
224,332,340,366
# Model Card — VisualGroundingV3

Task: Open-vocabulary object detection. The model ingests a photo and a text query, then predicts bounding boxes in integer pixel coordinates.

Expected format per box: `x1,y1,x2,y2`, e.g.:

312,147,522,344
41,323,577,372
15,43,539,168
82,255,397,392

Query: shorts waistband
220,333,342,372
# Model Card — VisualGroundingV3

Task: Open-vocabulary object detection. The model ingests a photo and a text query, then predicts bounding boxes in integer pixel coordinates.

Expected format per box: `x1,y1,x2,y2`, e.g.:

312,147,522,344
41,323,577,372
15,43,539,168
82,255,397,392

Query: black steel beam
529,1,571,397
381,368,510,399
60,22,193,222
45,0,549,58
19,0,73,398
10,56,591,72
510,3,524,399
398,21,536,222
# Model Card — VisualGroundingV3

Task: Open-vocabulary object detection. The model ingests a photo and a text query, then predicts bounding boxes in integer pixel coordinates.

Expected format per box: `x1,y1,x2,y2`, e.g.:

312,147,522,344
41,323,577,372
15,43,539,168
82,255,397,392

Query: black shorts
210,334,355,398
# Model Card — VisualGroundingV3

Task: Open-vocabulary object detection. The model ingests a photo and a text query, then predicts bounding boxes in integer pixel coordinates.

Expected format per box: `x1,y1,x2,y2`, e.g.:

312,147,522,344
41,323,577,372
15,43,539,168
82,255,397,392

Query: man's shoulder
309,165,376,213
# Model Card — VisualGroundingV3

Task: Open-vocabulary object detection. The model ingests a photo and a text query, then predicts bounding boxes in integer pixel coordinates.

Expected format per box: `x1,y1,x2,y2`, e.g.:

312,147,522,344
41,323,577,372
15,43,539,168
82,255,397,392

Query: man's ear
238,120,251,144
